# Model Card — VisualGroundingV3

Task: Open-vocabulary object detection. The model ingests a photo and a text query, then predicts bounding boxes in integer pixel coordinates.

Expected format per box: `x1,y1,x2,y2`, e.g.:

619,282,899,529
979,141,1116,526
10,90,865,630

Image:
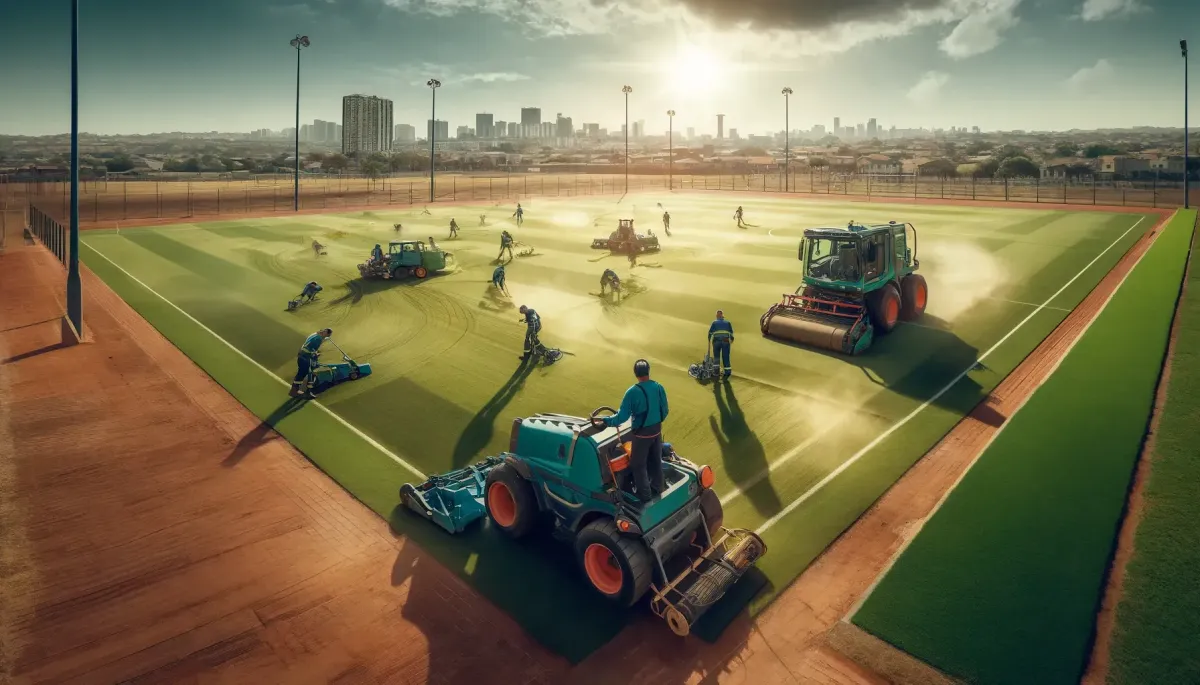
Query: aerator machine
760,221,928,355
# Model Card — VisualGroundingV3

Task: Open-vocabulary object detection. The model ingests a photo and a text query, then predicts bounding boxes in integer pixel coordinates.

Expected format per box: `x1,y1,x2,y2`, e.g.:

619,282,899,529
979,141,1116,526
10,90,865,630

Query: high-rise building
972,126,981,134
867,118,877,138
631,121,643,139
833,117,840,137
456,125,472,139
539,122,553,138
507,122,519,137
394,123,416,143
812,124,826,136
717,114,724,139
495,120,507,137
300,124,313,142
857,123,865,137
341,95,393,155
729,128,739,140
556,113,573,138
583,123,600,137
687,127,695,140
427,120,449,140
475,113,494,139
521,107,541,128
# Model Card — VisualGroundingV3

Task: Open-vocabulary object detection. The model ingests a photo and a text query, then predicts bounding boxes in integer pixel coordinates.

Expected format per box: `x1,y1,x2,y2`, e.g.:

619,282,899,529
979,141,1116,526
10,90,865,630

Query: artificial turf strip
1107,213,1200,685
851,209,1197,685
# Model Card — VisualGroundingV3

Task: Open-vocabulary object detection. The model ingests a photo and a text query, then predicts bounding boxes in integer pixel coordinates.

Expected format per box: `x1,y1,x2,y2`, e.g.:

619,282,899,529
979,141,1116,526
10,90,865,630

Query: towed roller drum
762,309,857,352
760,293,872,355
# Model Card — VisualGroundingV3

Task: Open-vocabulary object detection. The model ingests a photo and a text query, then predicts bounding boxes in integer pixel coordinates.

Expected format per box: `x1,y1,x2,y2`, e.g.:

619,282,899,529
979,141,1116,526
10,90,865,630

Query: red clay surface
0,208,1168,685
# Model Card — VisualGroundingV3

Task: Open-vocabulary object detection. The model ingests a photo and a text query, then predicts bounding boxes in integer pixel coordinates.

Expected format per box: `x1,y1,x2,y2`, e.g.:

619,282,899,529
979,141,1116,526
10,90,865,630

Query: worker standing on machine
291,328,332,398
492,264,509,295
599,359,669,503
498,230,515,262
600,268,621,296
371,243,384,263
734,206,746,229
517,305,541,361
449,218,459,238
708,310,734,379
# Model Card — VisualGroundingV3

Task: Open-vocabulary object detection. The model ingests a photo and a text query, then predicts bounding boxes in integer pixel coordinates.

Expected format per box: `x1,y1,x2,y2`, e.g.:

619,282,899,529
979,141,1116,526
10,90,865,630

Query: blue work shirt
300,332,326,358
523,309,540,328
709,318,734,344
501,233,513,246
604,379,669,433
602,269,618,282
493,266,505,282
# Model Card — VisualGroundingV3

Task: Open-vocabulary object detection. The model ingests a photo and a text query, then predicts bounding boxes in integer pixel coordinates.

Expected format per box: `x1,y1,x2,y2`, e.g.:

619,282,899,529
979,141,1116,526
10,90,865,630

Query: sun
666,44,725,95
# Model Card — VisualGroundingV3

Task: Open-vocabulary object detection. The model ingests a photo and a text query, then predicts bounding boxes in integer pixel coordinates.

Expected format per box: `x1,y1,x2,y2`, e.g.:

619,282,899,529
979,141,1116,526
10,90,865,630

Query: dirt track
0,208,1170,684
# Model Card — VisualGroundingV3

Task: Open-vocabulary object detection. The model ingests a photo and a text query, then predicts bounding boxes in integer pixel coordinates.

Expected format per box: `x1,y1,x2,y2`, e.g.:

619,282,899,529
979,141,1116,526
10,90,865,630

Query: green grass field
851,209,1195,685
78,193,1156,661
1108,214,1200,685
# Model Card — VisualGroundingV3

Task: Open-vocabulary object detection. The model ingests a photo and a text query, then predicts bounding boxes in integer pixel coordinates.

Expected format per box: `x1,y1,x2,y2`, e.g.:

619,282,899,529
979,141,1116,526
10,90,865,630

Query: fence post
524,176,528,195
217,189,222,214
123,182,128,218
1035,177,1040,203
1092,175,1097,205
187,184,193,217
93,194,98,222
273,186,277,212
1152,173,1157,208
409,183,413,204
971,175,976,200
389,184,393,204
941,176,945,199
453,176,457,200
1064,179,1068,203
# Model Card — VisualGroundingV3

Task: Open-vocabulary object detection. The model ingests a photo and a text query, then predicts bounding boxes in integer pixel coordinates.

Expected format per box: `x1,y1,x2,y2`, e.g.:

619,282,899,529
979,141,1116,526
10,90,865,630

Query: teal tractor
760,221,928,355
358,240,448,280
400,408,767,636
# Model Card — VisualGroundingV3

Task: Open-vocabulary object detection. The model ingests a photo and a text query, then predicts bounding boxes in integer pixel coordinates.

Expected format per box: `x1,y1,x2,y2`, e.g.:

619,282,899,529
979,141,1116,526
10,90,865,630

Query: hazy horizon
2,0,1196,137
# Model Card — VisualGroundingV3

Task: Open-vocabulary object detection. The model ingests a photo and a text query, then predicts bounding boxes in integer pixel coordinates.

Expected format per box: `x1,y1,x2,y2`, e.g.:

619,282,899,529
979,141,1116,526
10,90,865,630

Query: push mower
306,340,373,390
399,407,767,636
688,344,722,382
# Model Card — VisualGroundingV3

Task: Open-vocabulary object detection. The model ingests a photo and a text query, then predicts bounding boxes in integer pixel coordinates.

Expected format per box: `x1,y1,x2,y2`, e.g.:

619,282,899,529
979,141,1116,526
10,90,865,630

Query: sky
0,0,1197,137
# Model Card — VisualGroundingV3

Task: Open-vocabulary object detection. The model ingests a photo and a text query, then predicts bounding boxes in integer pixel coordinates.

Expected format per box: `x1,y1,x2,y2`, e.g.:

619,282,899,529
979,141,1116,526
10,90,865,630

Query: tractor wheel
698,487,724,543
414,266,428,279
900,274,928,320
485,464,537,539
867,283,902,335
575,518,653,607
349,369,360,380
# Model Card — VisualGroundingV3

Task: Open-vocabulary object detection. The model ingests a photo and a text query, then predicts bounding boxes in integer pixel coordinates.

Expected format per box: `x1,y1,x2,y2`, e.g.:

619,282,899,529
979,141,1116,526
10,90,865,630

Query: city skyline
2,0,1197,136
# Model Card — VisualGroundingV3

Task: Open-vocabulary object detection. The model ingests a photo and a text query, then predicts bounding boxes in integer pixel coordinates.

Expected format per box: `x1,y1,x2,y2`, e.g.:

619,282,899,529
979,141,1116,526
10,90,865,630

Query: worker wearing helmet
292,328,332,398
517,305,541,360
708,310,734,379
598,359,669,502
600,268,621,296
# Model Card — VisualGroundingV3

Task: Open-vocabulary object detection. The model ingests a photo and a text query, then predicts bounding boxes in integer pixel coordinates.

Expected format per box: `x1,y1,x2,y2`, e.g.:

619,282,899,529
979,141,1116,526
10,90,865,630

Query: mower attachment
400,456,505,534
687,352,721,382
650,528,767,637
760,292,873,355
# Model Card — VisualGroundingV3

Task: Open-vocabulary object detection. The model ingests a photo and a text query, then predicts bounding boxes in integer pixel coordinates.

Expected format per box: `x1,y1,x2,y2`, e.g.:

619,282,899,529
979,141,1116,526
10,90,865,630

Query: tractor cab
800,221,917,295
616,219,636,241
388,240,426,267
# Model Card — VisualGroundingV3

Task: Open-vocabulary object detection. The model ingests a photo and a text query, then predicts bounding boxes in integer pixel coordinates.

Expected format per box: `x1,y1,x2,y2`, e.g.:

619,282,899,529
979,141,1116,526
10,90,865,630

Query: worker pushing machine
492,264,509,295
498,230,515,261
513,203,524,226
598,359,670,502
312,240,326,256
708,310,734,379
299,281,322,301
449,218,459,238
517,305,541,361
291,328,332,398
734,206,746,229
600,268,621,296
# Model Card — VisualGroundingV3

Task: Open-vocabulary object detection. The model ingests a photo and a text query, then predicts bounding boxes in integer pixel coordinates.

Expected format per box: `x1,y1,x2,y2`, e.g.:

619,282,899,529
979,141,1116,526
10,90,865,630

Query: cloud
375,64,531,86
907,71,950,102
1066,58,1114,93
1079,0,1144,21
379,0,1024,59
458,72,531,84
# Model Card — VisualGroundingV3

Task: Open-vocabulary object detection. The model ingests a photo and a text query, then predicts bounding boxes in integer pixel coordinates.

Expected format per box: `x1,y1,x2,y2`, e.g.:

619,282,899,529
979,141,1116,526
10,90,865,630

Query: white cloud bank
1066,58,1115,93
908,71,951,102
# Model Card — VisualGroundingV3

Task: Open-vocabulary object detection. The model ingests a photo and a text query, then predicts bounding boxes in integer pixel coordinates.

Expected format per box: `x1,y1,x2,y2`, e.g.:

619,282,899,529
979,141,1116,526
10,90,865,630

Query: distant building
342,94,393,155
540,121,554,138
456,125,472,139
632,121,643,139
1098,155,1150,178
475,113,494,139
717,114,725,140
521,107,542,128
507,122,519,137
729,128,739,140
811,124,826,136
556,113,573,138
427,119,449,141
867,118,877,138
833,117,840,137
495,120,507,138
687,127,695,140
583,123,600,137
1149,155,1187,174
856,123,865,137
394,123,416,143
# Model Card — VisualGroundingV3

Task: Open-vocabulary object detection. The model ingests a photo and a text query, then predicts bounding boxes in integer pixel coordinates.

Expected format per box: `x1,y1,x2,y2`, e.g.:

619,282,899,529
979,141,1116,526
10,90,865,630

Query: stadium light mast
623,85,633,192
1184,40,1190,209
428,78,441,203
289,35,310,212
667,110,675,191
66,0,82,336
782,87,793,193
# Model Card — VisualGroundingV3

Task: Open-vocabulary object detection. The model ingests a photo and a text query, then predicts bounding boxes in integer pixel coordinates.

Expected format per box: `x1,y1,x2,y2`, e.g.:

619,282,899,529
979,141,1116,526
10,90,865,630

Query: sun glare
667,44,725,95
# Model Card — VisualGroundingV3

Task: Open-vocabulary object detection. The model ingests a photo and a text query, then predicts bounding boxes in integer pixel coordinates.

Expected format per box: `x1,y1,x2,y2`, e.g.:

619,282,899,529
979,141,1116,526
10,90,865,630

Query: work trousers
712,340,731,375
630,424,665,502
293,355,315,386
523,326,541,352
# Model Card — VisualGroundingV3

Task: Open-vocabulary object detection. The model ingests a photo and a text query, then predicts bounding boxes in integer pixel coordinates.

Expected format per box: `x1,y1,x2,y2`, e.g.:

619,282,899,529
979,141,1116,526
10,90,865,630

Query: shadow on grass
329,272,453,307
224,396,306,466
451,360,538,467
710,381,781,518
478,285,516,313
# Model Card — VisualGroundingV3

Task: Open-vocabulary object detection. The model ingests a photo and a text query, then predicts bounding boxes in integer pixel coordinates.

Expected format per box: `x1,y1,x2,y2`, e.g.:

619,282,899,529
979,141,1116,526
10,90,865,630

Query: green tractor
358,240,448,280
760,221,928,355
400,408,767,636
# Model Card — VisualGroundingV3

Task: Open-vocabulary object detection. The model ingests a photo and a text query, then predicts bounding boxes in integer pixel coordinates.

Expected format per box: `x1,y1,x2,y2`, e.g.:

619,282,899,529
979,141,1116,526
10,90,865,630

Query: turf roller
760,293,873,355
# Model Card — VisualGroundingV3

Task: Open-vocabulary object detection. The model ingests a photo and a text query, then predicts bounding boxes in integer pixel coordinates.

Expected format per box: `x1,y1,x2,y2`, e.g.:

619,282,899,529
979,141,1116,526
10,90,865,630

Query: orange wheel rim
488,482,516,527
583,543,623,595
416,267,427,277
885,297,899,325
915,283,927,309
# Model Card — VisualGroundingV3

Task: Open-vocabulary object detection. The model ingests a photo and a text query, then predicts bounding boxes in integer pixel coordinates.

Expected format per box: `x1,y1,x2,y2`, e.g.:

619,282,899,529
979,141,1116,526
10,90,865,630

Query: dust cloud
549,211,590,229
918,240,1008,322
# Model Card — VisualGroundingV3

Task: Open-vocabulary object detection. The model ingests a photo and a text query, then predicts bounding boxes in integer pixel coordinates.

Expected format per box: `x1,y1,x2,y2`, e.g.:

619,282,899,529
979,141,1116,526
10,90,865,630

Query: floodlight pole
290,35,309,212
428,79,440,202
782,87,793,193
623,85,632,193
1184,40,1190,209
66,0,82,335
667,110,675,191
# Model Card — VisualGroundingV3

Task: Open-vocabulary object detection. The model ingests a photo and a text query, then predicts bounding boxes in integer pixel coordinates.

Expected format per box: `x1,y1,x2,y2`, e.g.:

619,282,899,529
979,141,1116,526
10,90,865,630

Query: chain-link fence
4,172,1195,225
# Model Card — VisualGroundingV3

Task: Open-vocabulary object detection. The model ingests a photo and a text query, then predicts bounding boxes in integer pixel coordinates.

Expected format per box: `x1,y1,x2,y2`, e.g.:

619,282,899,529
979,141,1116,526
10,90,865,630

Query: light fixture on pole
623,85,633,192
782,87,793,193
427,78,441,203
66,0,82,335
667,110,675,191
1184,40,1190,209
289,34,310,212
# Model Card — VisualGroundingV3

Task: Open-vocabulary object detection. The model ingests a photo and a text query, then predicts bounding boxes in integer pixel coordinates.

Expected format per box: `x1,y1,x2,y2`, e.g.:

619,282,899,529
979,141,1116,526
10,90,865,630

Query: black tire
574,518,654,607
484,463,537,539
867,283,902,335
900,274,928,320
349,369,360,380
698,487,724,542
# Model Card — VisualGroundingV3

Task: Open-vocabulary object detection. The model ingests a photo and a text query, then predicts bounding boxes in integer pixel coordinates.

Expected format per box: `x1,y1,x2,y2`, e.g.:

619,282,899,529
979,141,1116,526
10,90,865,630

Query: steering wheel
590,406,617,427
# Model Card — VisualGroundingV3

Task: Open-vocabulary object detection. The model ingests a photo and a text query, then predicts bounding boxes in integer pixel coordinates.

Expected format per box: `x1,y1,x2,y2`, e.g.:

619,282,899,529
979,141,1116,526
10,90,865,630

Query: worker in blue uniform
708,310,734,379
371,243,384,263
600,268,621,296
291,327,332,398
513,203,524,225
449,218,459,238
492,264,508,295
299,281,322,302
517,305,541,360
498,230,515,262
598,359,669,502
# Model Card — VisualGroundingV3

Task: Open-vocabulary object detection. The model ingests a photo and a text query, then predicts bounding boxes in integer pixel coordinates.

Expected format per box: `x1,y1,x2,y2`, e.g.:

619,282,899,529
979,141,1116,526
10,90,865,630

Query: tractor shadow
223,397,306,467
450,360,538,467
709,382,781,518
329,273,452,306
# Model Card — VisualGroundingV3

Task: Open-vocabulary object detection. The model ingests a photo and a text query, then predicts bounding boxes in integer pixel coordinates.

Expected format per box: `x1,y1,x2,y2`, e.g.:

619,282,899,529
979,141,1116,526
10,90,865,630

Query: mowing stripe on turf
751,215,1146,535
81,239,427,480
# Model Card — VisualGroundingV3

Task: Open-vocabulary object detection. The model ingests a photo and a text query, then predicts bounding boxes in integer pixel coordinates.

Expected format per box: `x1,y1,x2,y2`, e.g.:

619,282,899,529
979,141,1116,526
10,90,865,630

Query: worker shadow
709,382,781,517
478,286,515,313
450,361,538,467
223,396,306,467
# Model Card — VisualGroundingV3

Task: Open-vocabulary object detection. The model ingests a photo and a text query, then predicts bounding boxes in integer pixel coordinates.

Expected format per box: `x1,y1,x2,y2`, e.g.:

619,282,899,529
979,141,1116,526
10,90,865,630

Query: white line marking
753,216,1145,534
847,212,1165,619
988,296,1072,312
81,240,427,480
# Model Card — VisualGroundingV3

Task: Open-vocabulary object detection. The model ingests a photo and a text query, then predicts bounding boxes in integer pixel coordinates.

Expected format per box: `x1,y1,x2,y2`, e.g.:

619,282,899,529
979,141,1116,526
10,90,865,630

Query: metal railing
27,205,69,267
